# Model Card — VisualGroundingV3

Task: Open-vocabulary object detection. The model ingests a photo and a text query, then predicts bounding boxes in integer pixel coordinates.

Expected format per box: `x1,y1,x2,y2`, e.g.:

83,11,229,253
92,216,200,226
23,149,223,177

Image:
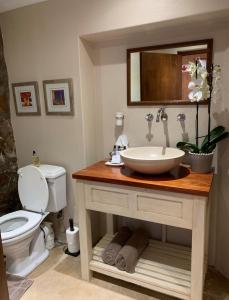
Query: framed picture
12,81,41,115
43,79,74,115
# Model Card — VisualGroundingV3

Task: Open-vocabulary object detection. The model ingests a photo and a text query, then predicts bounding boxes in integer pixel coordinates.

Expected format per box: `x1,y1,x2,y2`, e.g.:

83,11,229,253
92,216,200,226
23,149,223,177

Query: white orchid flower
212,66,221,96
188,79,202,90
199,67,208,80
188,80,210,102
198,59,206,68
187,61,211,102
188,90,203,102
188,77,210,101
188,79,204,102
213,64,221,86
187,62,197,79
214,64,221,75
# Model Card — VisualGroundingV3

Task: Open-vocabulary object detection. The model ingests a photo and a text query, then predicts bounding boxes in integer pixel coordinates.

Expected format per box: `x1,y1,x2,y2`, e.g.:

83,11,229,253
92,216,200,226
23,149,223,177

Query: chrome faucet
156,108,168,122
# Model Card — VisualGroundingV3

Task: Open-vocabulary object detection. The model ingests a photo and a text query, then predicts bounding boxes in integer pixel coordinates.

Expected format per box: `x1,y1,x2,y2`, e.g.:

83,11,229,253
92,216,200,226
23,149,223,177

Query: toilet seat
0,210,42,241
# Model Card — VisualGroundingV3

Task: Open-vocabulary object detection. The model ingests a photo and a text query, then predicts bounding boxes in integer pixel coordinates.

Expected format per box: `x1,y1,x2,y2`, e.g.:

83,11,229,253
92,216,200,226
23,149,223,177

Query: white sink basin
120,147,185,175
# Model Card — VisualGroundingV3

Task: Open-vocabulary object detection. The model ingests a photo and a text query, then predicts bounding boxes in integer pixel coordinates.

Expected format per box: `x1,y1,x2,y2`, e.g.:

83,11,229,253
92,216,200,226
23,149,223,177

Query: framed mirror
127,39,213,106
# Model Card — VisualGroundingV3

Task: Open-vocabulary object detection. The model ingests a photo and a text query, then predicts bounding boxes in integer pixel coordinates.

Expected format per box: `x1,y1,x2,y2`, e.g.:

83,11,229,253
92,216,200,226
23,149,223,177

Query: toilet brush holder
65,218,80,257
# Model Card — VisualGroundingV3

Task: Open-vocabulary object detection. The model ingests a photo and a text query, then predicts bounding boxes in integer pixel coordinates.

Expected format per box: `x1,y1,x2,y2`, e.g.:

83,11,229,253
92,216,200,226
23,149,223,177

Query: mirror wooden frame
127,39,213,106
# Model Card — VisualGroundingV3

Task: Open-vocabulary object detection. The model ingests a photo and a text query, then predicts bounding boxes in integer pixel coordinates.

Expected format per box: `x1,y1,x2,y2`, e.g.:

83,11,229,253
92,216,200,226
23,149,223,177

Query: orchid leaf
176,142,199,153
206,144,216,153
201,126,225,149
201,131,229,153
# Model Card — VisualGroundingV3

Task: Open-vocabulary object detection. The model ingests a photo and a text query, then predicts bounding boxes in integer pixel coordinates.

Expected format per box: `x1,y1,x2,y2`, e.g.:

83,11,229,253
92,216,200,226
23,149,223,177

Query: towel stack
102,227,149,274
102,226,132,265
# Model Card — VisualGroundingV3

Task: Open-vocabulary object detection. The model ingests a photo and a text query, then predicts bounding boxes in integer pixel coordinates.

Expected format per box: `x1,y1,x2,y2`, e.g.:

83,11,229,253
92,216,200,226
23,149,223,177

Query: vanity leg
77,182,92,281
191,198,207,300
106,214,116,234
204,199,211,277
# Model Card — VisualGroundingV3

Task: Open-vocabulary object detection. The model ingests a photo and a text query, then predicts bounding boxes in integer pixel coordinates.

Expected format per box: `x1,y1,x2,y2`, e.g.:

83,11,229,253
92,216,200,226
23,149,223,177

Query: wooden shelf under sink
90,234,192,300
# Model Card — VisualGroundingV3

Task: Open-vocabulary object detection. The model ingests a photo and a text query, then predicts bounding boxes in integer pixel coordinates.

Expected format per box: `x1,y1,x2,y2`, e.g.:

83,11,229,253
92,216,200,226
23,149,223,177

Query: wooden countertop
72,161,214,196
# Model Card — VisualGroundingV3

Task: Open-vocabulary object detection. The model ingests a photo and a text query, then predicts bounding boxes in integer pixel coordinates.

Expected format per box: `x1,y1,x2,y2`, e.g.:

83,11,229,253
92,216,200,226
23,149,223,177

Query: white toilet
0,164,66,277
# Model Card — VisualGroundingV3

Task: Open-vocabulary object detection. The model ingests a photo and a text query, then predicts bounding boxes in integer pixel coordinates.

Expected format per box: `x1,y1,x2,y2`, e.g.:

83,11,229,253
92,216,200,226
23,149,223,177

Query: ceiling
0,0,47,13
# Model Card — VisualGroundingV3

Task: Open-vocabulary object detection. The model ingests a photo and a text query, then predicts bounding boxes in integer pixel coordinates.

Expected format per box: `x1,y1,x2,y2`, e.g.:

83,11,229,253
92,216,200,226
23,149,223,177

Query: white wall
1,0,229,277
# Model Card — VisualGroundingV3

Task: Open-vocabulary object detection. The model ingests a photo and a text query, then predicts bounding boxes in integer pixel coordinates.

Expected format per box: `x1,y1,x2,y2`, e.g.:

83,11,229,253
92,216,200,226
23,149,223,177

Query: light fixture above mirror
127,39,213,106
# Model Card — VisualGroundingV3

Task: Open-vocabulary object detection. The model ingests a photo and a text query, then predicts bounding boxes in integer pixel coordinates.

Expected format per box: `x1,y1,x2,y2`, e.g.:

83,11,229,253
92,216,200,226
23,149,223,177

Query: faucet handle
177,113,186,121
145,113,154,122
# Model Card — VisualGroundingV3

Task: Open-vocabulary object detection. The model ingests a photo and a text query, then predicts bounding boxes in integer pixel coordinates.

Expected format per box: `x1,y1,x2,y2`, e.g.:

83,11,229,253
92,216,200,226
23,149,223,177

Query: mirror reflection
127,40,213,105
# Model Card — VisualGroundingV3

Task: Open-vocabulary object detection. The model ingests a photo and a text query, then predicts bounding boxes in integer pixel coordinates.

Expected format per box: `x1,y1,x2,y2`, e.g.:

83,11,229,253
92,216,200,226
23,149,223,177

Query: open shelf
90,234,191,300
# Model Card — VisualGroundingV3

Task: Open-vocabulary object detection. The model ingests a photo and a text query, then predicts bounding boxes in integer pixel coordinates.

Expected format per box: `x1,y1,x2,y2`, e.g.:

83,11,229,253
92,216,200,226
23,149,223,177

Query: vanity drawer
134,190,193,229
84,182,194,229
85,183,130,215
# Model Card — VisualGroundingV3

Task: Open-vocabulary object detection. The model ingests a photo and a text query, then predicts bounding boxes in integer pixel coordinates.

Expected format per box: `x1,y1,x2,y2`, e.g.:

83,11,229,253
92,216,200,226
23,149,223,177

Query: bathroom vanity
72,161,213,300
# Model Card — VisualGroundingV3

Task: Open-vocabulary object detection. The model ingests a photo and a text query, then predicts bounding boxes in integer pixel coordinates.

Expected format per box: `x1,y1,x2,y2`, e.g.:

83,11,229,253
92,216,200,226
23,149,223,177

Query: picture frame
12,81,41,116
43,78,74,115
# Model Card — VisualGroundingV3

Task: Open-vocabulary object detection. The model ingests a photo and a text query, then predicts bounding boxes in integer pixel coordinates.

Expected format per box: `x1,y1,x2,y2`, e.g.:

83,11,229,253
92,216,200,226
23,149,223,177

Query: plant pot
189,152,214,173
182,150,191,165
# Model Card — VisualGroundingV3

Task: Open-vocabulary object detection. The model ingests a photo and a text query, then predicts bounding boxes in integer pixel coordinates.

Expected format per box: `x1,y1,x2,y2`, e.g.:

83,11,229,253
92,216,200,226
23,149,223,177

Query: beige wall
90,28,227,260
1,0,229,276
214,30,229,277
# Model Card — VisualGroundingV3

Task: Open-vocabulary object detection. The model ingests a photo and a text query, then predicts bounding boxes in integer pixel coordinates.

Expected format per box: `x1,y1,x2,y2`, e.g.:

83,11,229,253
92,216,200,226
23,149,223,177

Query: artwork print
43,79,74,115
52,89,65,105
20,91,32,107
12,82,40,115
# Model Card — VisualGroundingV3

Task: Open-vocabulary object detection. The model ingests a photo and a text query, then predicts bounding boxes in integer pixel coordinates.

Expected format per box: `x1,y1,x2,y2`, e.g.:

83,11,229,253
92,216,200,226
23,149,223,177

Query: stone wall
0,28,20,214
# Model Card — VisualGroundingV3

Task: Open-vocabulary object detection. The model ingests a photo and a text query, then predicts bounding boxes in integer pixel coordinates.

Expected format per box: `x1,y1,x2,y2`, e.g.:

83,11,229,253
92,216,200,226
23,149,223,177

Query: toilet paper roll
66,226,80,254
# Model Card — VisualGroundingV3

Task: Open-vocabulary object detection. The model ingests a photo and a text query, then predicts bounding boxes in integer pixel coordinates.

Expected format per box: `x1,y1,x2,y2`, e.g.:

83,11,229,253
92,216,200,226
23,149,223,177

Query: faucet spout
156,108,163,122
156,108,168,122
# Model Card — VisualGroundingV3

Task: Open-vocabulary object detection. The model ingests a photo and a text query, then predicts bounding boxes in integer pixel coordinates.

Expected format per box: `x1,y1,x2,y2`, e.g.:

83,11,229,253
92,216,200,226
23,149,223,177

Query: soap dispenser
32,150,40,167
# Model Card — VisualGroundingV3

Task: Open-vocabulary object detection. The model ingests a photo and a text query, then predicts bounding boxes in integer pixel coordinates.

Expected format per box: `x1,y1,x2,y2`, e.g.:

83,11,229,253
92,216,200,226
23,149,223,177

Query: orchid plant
187,60,210,102
177,60,229,154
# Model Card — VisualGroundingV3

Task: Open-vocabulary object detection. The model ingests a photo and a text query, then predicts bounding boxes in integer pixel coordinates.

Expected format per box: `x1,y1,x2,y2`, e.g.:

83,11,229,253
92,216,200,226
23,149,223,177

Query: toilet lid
18,165,49,212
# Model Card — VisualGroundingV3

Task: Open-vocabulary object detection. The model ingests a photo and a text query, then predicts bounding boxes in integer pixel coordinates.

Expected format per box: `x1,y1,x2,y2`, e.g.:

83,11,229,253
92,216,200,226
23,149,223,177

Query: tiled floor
22,245,229,300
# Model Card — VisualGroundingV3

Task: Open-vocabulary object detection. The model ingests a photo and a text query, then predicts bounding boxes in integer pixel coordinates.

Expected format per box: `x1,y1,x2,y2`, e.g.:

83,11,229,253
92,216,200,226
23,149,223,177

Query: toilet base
6,228,49,277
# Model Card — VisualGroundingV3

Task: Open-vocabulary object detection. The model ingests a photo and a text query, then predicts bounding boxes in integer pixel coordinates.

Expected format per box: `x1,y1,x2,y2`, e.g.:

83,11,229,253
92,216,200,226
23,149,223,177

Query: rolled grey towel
102,227,132,265
115,228,149,273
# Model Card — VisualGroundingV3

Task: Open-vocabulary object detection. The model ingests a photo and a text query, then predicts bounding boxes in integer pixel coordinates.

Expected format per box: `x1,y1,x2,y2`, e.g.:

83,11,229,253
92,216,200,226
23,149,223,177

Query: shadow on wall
0,28,20,214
